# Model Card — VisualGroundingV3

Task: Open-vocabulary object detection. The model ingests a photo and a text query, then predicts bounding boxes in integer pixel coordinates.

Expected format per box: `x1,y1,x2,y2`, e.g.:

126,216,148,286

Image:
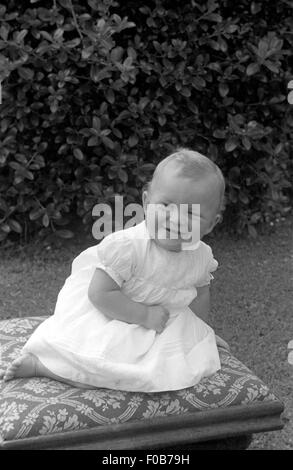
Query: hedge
0,0,292,243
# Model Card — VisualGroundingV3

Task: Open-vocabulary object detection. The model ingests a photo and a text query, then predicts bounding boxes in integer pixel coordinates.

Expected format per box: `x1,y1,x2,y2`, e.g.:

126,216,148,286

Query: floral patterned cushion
0,317,278,443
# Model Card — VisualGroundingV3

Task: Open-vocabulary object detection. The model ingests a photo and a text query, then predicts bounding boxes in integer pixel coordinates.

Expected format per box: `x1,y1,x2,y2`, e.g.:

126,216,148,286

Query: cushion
0,317,283,448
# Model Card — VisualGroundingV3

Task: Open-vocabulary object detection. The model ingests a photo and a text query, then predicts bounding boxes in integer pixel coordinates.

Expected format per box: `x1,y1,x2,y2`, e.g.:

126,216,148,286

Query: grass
0,217,292,449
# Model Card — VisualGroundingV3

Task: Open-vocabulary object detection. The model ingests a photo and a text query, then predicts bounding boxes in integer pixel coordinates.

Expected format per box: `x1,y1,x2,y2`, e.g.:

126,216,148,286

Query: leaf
55,230,74,239
108,168,116,179
153,41,162,53
111,46,124,62
287,90,293,105
225,24,238,33
229,166,240,180
16,30,28,43
54,28,64,41
50,101,58,113
225,137,238,152
269,94,285,104
66,38,81,48
264,60,279,74
118,168,128,183
9,219,22,233
128,135,138,147
97,18,106,29
123,56,133,68
42,213,50,227
219,38,228,53
213,129,226,139
158,115,166,126
208,143,218,159
219,83,229,97
1,119,9,133
275,143,283,154
40,30,52,42
18,67,34,80
251,2,262,14
29,208,44,221
21,168,34,180
36,43,51,55
90,65,111,82
242,136,251,150
0,232,7,241
73,148,84,161
92,116,101,131
138,97,150,110
101,136,115,149
112,127,123,139
209,40,220,51
181,87,191,97
14,175,23,185
0,25,9,41
187,101,198,114
248,224,257,238
207,13,222,23
239,192,249,204
105,88,115,104
139,163,155,172
88,136,99,146
9,161,23,171
81,46,94,59
250,213,261,224
192,76,206,90
0,223,10,233
54,217,70,226
87,182,102,195
257,39,269,59
246,63,260,76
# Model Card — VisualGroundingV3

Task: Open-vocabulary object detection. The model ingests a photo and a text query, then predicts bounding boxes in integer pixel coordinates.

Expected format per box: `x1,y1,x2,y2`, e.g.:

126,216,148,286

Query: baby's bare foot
0,354,97,389
0,353,39,381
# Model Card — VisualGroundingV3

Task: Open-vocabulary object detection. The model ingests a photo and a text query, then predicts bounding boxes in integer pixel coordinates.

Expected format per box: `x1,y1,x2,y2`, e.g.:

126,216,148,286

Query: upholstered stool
0,317,284,450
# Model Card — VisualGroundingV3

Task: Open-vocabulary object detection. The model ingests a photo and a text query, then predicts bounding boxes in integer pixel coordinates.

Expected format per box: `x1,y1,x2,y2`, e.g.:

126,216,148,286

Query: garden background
0,0,292,449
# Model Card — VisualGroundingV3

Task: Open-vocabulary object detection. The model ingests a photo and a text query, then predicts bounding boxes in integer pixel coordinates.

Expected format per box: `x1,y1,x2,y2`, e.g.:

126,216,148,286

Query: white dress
23,221,221,392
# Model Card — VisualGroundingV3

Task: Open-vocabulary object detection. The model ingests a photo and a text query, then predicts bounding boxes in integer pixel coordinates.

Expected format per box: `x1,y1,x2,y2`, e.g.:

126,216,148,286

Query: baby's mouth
165,226,190,241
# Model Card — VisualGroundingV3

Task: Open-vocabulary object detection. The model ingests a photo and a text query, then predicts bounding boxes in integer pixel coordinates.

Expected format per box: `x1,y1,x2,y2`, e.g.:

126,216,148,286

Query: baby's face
143,164,221,252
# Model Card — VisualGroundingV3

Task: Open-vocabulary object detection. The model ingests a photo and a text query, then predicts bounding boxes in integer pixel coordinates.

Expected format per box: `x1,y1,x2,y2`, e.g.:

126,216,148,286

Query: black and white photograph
0,0,292,453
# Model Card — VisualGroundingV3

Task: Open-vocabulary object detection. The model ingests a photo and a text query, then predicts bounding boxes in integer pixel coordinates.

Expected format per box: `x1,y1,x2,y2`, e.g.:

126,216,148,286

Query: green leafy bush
0,0,292,242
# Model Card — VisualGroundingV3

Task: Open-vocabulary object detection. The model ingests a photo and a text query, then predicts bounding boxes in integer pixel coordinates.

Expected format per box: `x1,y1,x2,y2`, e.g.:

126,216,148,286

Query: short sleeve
196,244,218,287
95,232,135,287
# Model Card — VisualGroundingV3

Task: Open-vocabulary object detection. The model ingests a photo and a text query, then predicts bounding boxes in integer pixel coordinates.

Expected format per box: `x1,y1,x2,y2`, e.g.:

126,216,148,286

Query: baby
1,148,228,392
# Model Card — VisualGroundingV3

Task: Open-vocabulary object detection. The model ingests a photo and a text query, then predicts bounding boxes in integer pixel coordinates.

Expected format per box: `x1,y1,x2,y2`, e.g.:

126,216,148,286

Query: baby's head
142,148,225,252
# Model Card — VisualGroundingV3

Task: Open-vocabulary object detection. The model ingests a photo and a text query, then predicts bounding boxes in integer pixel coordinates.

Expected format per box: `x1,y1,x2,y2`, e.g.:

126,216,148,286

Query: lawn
0,217,292,449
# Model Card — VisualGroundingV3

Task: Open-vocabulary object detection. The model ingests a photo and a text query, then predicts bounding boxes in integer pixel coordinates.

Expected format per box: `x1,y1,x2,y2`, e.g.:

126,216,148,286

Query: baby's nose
169,213,190,230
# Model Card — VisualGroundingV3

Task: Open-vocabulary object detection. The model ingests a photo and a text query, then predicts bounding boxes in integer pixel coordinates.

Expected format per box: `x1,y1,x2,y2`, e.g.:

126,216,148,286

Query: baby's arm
88,269,169,332
189,285,210,323
189,286,230,351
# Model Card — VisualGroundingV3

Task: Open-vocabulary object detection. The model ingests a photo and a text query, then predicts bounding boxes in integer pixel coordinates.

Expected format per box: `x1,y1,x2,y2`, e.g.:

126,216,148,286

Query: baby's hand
144,305,170,333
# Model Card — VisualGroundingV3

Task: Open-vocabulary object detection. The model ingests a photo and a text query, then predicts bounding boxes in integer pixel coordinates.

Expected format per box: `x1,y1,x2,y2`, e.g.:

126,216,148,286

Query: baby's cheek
186,217,201,236
200,221,209,236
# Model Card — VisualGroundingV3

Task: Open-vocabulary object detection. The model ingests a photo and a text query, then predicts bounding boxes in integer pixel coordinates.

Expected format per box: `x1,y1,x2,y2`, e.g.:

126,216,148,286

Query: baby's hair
145,148,226,216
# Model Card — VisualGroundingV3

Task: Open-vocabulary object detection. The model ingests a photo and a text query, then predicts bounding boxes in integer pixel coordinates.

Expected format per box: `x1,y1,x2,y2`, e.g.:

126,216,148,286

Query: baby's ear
206,213,222,235
214,213,223,225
